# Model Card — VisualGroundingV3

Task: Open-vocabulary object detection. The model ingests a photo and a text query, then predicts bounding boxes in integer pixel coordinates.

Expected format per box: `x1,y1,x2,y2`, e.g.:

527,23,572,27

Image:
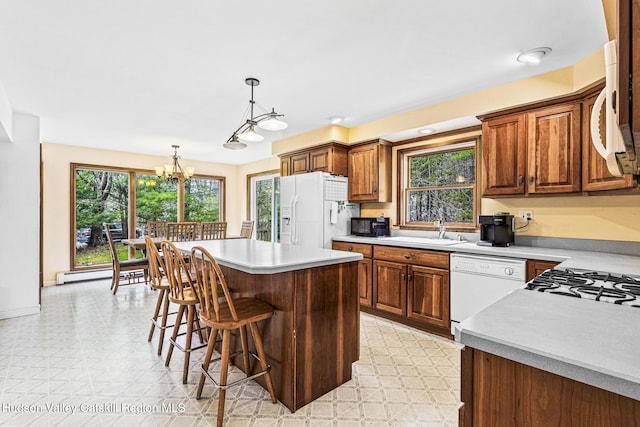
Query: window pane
135,175,178,233
75,169,129,267
255,179,273,241
407,187,474,224
409,148,475,187
184,177,221,222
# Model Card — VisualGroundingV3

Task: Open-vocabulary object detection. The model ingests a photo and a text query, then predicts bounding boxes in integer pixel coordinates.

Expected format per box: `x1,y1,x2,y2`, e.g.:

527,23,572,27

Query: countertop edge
459,328,640,401
215,253,363,274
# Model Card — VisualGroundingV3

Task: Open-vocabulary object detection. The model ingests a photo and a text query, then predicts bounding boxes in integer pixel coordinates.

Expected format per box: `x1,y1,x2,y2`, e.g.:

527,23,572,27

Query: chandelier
154,145,195,183
223,77,288,150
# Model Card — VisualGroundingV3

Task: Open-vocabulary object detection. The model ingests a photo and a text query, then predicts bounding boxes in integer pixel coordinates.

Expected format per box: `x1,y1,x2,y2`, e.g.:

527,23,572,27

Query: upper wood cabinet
347,140,392,202
582,93,634,191
481,102,581,196
481,113,527,196
480,83,638,197
279,143,348,177
526,103,581,193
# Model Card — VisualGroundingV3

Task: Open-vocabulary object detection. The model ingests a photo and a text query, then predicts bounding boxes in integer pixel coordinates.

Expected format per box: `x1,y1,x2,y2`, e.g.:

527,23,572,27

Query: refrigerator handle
291,195,298,245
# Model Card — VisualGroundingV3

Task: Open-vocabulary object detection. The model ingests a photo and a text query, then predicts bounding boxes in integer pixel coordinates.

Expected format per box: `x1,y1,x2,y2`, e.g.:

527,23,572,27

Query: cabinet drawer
373,245,449,268
332,241,373,258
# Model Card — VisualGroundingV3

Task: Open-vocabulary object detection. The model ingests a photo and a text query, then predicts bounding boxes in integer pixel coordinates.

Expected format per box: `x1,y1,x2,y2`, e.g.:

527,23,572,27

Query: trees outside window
72,164,225,270
400,139,478,229
249,173,280,242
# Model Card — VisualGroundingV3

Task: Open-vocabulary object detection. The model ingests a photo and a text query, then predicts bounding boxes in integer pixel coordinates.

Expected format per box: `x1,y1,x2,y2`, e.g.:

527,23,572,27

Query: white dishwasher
450,253,526,337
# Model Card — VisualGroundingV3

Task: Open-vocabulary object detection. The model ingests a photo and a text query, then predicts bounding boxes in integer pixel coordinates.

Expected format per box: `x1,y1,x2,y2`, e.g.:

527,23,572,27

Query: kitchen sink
381,236,464,246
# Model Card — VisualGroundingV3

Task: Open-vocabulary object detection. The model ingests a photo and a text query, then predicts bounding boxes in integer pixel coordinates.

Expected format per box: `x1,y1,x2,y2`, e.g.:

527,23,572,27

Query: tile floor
0,279,462,426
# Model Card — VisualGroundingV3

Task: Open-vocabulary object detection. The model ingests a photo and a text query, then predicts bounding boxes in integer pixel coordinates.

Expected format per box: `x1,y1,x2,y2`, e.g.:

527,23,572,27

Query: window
249,172,280,242
399,138,478,229
72,163,225,270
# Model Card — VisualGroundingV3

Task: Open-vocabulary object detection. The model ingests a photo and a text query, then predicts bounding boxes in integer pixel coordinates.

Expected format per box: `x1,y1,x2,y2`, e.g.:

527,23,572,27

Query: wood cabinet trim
331,241,373,257
477,79,604,121
373,245,450,269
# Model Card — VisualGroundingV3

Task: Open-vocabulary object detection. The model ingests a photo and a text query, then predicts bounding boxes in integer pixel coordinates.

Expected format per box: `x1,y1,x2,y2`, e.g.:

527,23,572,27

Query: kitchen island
457,289,640,426
172,239,362,412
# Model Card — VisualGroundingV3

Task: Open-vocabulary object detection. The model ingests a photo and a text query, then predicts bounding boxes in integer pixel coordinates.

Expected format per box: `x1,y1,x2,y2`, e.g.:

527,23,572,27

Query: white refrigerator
280,172,359,249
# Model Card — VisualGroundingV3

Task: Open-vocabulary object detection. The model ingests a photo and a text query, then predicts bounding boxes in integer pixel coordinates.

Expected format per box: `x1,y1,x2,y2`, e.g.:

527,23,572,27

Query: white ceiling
0,0,608,164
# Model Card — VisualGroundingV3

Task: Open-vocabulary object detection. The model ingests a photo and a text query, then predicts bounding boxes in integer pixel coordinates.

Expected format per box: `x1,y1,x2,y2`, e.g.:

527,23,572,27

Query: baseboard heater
56,268,112,285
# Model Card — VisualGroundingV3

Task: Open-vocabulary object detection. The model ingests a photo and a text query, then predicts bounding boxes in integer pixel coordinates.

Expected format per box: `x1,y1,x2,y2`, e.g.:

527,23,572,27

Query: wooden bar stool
145,236,175,356
190,245,277,427
162,240,207,383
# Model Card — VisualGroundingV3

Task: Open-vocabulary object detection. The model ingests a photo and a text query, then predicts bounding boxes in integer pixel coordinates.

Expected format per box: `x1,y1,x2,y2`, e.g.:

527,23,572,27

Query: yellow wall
41,142,241,283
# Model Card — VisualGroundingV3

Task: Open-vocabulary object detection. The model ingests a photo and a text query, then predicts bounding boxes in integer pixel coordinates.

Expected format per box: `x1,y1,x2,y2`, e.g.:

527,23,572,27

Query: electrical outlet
518,210,533,222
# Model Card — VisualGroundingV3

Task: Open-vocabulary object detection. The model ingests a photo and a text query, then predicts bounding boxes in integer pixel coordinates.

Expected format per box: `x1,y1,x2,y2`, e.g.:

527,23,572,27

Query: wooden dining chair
200,222,227,240
239,220,254,239
162,240,207,383
190,245,276,427
146,236,175,356
166,222,198,241
104,224,149,295
147,221,168,238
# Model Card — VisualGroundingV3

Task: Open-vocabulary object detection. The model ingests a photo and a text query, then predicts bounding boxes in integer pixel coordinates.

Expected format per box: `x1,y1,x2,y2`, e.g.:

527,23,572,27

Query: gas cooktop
525,269,640,308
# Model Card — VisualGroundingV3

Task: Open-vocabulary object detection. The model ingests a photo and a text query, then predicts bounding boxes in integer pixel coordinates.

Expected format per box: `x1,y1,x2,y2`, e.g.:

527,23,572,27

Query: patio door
249,173,280,242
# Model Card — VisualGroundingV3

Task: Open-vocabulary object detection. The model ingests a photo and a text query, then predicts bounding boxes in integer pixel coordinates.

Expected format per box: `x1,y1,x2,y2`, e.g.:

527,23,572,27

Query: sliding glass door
250,173,280,242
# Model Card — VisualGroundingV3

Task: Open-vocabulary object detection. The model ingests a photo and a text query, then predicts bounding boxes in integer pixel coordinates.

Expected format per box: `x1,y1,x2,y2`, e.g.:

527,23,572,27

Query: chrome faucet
438,207,446,239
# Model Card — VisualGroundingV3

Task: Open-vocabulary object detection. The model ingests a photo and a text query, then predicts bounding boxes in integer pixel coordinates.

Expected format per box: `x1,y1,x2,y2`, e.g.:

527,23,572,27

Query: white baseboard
56,268,112,285
0,305,40,320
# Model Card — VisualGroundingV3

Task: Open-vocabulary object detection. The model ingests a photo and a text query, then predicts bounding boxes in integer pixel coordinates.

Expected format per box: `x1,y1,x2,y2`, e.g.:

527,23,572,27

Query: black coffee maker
478,212,515,247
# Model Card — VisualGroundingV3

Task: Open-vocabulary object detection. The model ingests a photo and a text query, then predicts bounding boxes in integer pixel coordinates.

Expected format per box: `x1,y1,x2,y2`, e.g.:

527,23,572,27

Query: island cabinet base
460,347,640,427
219,261,359,412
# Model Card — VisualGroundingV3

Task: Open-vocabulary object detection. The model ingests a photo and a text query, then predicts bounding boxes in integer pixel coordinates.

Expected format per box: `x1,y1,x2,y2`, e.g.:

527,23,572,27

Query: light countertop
172,239,362,274
332,235,640,276
457,290,640,400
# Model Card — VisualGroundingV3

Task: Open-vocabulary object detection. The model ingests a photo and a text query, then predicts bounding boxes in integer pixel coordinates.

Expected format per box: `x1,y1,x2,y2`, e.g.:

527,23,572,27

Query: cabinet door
358,258,373,307
481,114,526,196
348,143,379,201
373,260,406,315
526,259,560,281
407,265,450,329
280,156,291,177
309,148,330,172
582,94,634,191
291,152,310,175
527,104,581,193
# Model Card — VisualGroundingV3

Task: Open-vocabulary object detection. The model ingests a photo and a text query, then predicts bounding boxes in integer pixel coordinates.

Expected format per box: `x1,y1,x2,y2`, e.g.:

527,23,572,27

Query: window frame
70,163,225,271
397,136,480,231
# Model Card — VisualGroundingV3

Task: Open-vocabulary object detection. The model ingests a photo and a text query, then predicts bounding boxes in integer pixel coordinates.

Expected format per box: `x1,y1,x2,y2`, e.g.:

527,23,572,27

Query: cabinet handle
401,273,406,280
407,274,412,281
373,187,377,193
404,254,410,259
347,247,353,251
529,176,534,183
518,175,524,184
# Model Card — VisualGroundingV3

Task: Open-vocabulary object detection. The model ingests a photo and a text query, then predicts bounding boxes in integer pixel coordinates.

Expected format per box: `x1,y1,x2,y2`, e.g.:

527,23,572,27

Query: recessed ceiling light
328,116,344,124
418,128,436,135
517,47,552,64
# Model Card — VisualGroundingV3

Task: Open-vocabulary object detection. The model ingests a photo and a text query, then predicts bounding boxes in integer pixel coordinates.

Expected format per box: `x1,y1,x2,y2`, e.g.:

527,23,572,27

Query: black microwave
350,217,390,237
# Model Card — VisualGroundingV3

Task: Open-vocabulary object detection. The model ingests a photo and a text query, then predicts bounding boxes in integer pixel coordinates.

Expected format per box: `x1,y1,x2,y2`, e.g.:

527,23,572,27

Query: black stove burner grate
525,269,640,308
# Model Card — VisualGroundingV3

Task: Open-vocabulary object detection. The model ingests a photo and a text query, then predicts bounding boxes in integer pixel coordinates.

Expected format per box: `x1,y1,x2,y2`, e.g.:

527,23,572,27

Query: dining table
121,235,245,251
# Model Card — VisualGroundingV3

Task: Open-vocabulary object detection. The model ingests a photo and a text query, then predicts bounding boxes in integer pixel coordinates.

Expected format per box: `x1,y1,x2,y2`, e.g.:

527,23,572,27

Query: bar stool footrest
200,350,271,391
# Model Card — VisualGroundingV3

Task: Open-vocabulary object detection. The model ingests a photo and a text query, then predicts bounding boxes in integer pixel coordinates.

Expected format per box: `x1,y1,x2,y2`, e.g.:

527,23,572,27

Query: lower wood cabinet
333,241,451,337
373,260,406,315
407,265,450,328
460,347,640,427
372,245,451,336
332,241,373,307
526,259,560,281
